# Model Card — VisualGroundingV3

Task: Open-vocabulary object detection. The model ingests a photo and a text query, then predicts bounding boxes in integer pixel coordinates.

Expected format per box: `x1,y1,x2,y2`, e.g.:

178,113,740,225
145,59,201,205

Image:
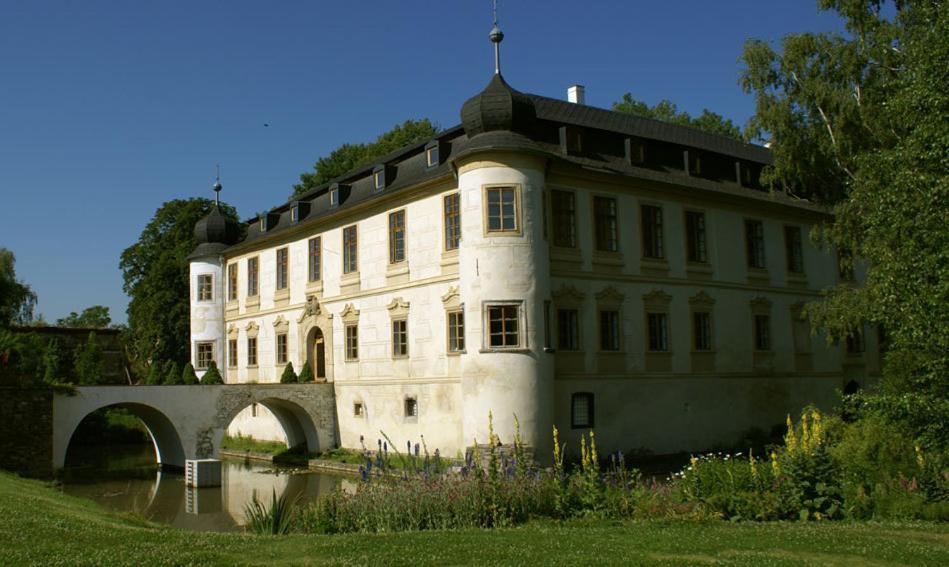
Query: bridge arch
58,402,186,470
212,389,331,458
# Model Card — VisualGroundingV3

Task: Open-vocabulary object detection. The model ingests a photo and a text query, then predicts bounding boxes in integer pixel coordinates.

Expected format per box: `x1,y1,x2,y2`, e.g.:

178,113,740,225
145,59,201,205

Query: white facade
195,145,877,461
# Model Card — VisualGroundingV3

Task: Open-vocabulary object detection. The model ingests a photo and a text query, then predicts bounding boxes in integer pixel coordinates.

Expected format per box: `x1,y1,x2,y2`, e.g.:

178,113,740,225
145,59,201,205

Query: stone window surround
245,321,259,370
553,284,585,352
481,300,527,352
403,395,419,423
482,183,523,237
683,208,714,280
442,286,465,355
595,286,625,353
195,340,215,370
341,303,359,361
196,273,214,303
387,297,410,359
273,315,290,367
688,291,716,353
571,392,595,429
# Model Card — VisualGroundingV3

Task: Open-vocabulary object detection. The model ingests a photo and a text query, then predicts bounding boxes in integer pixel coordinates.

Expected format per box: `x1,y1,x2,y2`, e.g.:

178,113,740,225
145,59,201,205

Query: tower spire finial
212,164,222,206
489,0,504,75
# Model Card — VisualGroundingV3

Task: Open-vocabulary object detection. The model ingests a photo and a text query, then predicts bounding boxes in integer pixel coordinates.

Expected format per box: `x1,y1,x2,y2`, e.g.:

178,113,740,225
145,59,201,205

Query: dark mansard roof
214,73,820,255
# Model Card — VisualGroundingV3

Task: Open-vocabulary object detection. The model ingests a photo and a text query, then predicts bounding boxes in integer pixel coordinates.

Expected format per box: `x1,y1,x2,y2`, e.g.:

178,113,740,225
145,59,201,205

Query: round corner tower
188,191,240,379
454,71,554,460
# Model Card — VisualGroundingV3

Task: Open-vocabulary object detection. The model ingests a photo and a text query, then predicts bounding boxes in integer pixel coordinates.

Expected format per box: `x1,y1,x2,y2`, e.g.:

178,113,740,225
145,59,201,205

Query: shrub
162,360,182,385
73,332,104,385
41,338,62,384
181,362,198,385
201,361,223,384
145,361,163,385
280,362,297,384
298,360,314,383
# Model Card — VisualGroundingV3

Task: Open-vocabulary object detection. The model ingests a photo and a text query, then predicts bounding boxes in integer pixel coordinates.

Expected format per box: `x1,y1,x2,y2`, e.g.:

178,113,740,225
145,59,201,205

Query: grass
0,470,946,566
220,434,289,456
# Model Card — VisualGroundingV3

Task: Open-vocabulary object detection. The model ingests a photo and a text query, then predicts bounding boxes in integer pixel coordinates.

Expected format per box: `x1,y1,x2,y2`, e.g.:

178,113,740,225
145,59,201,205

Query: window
392,319,408,358
227,264,238,301
276,247,289,290
647,312,668,351
196,342,214,370
685,211,708,263
485,186,518,233
426,145,439,167
389,210,406,264
308,237,321,282
343,225,358,274
444,193,461,250
785,226,804,273
846,328,865,354
745,220,766,269
642,205,664,259
353,402,364,417
290,206,299,223
329,187,339,207
228,339,237,368
247,257,259,296
557,309,580,350
448,311,465,353
693,312,712,351
599,310,620,351
345,324,358,360
247,337,257,366
404,397,418,418
754,315,772,351
487,304,520,348
373,169,385,191
571,393,594,429
276,333,288,365
551,190,577,248
594,196,618,252
197,274,213,301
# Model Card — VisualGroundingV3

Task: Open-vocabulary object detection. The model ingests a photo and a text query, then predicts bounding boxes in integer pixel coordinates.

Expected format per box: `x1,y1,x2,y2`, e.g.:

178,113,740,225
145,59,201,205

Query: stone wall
0,387,53,478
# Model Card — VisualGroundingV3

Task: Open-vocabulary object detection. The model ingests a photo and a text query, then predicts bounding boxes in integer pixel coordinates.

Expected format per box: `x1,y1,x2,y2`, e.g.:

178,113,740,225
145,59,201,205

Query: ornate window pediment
553,284,586,307
595,286,625,307
273,315,289,333
441,286,461,310
642,289,672,310
227,324,239,338
750,296,772,315
245,321,260,339
688,291,715,308
386,297,410,318
340,303,360,324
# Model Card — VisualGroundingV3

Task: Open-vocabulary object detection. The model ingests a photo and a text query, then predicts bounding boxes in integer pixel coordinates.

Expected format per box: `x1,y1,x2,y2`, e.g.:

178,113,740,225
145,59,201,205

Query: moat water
60,444,351,532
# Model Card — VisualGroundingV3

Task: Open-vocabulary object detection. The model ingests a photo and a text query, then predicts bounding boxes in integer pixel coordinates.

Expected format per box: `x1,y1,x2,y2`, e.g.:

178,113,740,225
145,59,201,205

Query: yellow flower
771,451,780,476
915,445,926,468
785,414,798,456
749,452,759,480
589,430,599,468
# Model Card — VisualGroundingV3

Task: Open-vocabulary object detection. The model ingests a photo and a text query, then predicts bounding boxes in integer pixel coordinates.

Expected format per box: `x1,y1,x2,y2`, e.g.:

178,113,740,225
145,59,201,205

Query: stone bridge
51,384,337,471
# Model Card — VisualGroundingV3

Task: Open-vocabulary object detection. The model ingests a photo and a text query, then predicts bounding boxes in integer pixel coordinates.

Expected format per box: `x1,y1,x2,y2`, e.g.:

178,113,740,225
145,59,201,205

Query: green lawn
0,471,946,566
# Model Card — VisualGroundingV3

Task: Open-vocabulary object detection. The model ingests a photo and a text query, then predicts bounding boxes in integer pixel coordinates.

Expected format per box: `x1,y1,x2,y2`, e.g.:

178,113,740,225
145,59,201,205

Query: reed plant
244,489,299,535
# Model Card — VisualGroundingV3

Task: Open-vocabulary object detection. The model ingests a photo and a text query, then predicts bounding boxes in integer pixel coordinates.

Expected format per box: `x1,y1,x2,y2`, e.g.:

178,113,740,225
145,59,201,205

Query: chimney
567,84,586,105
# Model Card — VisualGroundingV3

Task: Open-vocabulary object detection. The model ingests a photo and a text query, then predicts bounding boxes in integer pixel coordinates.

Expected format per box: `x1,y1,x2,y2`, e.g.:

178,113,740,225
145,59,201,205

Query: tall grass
244,489,299,535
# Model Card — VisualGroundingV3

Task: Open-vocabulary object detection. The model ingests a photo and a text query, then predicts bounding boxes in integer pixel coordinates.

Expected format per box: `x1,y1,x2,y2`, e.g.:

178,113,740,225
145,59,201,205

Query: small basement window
571,392,594,429
404,397,418,419
353,402,364,417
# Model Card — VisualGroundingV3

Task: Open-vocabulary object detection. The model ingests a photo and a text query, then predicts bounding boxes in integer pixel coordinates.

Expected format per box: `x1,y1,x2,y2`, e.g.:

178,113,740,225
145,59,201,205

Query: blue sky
0,1,844,324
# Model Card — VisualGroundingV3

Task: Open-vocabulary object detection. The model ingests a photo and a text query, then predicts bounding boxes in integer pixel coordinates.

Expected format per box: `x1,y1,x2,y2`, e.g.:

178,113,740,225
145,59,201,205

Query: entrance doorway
308,327,326,380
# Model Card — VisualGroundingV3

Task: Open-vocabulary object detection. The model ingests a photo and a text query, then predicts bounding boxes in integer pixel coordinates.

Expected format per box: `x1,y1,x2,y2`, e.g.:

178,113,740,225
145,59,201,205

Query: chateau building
188,31,876,459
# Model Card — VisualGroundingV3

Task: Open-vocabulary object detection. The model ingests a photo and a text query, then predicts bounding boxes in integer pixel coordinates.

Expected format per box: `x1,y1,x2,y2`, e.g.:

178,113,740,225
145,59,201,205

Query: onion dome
460,74,537,138
193,206,240,245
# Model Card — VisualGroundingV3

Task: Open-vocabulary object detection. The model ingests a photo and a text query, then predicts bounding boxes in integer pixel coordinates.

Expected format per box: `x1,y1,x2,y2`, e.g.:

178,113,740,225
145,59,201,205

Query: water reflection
61,445,347,532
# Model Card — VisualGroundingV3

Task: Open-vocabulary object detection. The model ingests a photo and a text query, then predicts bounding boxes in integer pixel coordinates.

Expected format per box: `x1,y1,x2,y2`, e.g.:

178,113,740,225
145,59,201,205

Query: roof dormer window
425,140,440,168
290,207,299,223
329,187,339,207
259,217,266,232
290,201,310,224
372,165,386,192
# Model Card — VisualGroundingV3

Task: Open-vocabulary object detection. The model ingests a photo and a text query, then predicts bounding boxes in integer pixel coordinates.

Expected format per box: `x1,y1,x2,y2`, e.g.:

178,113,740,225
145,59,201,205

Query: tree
41,338,62,384
120,199,241,372
280,361,297,384
0,248,37,328
57,306,111,329
612,94,742,140
740,0,948,448
145,362,163,385
297,360,314,383
292,119,439,198
181,362,198,385
201,361,223,384
73,332,104,386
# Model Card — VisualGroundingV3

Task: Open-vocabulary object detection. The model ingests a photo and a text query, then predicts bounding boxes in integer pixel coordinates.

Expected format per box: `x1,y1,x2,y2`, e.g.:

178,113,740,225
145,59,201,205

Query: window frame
308,236,322,282
388,209,406,264
197,274,213,302
391,318,408,358
641,204,665,259
646,311,669,352
227,264,238,301
443,192,461,251
275,247,289,291
593,195,619,252
247,336,258,367
195,341,214,370
482,184,522,236
425,144,439,168
753,314,772,351
551,190,577,248
344,323,359,361
247,257,259,297
329,187,339,207
784,225,805,274
483,301,524,350
404,396,418,419
598,309,621,352
684,210,708,264
692,311,712,352
745,219,767,269
275,332,288,365
227,338,238,368
571,392,595,429
342,225,358,274
447,309,465,354
557,308,580,351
